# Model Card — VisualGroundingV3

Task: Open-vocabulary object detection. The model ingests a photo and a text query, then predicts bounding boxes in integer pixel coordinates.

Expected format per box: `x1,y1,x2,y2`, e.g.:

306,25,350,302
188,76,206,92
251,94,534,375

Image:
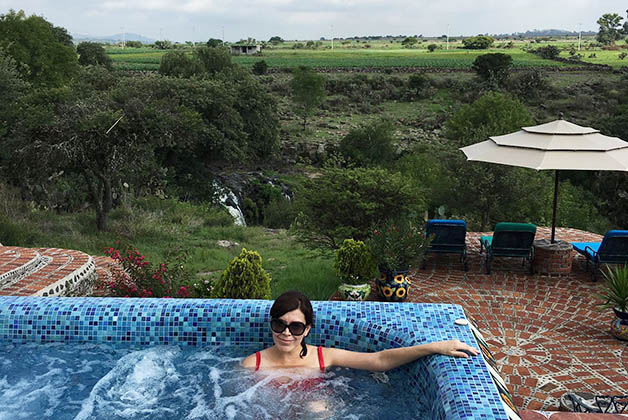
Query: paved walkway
410,227,628,411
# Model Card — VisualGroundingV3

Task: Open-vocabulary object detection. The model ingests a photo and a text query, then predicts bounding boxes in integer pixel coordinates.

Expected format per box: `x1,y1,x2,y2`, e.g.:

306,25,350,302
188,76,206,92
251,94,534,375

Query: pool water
0,343,423,420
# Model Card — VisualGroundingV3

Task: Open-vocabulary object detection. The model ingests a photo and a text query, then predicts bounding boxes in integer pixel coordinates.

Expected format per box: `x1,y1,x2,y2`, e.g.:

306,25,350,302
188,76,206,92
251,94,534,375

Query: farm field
106,46,576,71
105,36,628,71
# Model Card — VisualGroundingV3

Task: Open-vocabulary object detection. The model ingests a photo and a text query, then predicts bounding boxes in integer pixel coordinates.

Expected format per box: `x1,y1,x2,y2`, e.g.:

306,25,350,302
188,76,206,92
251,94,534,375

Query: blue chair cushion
426,219,466,228
481,236,493,248
426,219,467,254
571,242,600,260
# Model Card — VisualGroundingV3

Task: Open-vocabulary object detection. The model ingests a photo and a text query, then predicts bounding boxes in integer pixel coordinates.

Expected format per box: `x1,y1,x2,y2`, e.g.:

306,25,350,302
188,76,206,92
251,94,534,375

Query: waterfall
214,182,246,226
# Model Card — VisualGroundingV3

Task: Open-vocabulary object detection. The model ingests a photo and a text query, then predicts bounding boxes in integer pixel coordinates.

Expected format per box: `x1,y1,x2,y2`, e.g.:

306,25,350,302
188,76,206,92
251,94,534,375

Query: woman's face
271,308,311,353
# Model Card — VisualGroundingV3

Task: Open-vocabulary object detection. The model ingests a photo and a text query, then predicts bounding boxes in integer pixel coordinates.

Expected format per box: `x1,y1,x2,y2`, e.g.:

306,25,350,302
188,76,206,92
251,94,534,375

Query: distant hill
493,29,596,38
72,33,156,44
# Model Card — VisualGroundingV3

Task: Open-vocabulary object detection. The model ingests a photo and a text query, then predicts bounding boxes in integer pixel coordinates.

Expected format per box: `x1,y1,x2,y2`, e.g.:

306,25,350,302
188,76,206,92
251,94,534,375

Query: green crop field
558,48,628,68
106,46,572,71
105,36,628,71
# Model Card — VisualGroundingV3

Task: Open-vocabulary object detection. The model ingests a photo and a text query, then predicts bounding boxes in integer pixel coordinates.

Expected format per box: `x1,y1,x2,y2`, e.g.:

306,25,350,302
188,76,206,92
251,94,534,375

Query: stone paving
411,227,628,412
0,246,96,296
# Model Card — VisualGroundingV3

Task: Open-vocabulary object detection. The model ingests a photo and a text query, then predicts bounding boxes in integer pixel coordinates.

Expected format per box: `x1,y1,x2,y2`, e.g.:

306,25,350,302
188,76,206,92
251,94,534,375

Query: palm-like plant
597,265,628,312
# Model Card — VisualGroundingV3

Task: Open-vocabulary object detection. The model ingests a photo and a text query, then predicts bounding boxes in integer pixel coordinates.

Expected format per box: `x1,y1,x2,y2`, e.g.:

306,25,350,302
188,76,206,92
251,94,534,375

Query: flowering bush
102,243,191,298
367,217,431,272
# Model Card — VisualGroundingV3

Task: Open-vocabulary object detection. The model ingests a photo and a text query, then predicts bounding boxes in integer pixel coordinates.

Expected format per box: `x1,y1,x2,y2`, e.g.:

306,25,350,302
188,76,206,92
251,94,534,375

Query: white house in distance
230,44,262,55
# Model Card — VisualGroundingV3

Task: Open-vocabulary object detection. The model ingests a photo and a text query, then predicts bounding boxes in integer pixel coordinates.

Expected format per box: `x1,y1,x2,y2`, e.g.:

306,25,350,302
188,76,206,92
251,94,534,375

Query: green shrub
252,60,268,75
533,45,560,60
427,44,438,52
368,216,431,271
406,73,431,99
472,53,513,84
462,35,494,49
334,239,377,284
339,119,396,167
263,195,294,229
506,70,550,100
212,248,272,299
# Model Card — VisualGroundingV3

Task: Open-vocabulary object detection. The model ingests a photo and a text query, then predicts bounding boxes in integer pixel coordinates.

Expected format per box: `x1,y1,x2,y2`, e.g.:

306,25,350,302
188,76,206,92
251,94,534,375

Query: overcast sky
3,1,628,42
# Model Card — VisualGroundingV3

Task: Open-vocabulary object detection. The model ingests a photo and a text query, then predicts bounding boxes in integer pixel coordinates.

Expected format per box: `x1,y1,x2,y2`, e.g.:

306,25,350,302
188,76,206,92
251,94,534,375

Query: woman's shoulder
241,350,261,369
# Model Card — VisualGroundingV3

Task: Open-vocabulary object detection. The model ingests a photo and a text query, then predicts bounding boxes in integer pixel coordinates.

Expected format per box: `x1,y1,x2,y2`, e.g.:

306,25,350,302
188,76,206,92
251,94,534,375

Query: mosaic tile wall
0,296,509,420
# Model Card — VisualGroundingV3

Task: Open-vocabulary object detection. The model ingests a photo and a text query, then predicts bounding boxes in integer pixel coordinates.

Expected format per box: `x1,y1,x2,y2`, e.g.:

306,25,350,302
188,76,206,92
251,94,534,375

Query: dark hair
270,290,314,358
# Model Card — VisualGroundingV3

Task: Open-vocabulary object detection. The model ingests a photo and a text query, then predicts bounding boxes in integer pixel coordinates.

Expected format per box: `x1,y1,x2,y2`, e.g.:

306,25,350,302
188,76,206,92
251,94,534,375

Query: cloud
2,0,626,41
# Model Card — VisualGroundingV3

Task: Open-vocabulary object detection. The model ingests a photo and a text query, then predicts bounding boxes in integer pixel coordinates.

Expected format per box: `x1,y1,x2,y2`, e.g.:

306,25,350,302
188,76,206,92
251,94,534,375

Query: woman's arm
326,339,478,372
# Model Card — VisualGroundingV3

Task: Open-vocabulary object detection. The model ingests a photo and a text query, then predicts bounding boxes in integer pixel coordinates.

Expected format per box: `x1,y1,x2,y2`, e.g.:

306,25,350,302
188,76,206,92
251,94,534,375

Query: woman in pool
242,290,479,372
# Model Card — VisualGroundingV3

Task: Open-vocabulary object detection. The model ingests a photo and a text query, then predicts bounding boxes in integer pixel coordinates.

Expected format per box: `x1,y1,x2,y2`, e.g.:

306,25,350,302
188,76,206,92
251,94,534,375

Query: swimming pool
0,297,511,419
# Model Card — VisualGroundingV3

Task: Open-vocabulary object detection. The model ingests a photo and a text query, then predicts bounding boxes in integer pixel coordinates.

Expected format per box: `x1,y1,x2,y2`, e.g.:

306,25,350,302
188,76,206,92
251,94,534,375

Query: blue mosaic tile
0,296,509,420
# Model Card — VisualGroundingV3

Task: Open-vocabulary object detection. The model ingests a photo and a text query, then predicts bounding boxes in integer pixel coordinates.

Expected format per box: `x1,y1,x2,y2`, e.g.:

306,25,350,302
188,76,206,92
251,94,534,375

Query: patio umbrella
460,119,628,243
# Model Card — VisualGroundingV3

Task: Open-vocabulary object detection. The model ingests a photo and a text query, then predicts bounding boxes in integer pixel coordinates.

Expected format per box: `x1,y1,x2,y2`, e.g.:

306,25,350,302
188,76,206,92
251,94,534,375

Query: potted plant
334,239,378,301
367,217,431,302
597,265,628,341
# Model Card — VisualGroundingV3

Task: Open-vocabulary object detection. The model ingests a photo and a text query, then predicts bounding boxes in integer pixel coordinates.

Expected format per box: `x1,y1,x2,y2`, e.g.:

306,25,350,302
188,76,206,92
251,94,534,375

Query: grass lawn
0,195,338,300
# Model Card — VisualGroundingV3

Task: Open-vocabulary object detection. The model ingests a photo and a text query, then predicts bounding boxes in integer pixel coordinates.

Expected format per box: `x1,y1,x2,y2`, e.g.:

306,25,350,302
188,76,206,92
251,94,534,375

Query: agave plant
597,265,628,313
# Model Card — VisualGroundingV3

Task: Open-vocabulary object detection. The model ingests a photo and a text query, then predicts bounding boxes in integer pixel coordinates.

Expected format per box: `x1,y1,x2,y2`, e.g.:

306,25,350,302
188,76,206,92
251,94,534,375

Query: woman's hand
432,339,479,358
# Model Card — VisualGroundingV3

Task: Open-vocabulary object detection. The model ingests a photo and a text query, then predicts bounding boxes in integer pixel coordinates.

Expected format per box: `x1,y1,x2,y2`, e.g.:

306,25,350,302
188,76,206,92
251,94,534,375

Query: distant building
230,44,261,55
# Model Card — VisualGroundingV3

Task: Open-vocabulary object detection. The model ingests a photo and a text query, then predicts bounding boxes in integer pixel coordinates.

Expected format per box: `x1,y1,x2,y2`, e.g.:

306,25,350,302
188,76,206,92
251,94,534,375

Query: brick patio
411,226,628,412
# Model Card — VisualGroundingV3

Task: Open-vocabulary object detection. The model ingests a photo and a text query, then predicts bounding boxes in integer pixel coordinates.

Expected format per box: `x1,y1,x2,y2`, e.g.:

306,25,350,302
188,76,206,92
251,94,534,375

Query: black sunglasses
270,318,307,336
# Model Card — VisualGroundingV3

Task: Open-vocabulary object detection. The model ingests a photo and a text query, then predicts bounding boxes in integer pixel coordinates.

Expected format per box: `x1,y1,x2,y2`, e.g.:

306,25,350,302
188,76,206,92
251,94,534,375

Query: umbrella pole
551,170,560,243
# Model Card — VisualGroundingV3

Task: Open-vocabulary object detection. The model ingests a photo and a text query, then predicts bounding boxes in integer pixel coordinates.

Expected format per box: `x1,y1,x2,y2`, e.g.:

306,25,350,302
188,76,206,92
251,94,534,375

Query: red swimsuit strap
256,347,324,372
318,346,325,372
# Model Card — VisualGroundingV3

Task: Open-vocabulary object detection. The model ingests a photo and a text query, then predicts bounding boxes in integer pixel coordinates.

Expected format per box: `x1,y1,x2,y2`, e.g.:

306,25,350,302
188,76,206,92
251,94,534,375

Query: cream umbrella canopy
460,119,628,243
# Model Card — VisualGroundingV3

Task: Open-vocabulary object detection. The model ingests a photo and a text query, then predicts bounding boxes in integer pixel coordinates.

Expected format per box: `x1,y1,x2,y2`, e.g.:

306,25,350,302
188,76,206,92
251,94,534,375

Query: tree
225,67,280,159
125,40,143,48
159,50,199,77
0,9,78,87
6,72,205,231
401,37,418,47
193,46,232,75
153,40,172,49
293,167,424,249
596,13,625,45
444,92,536,230
472,53,513,85
462,35,494,49
77,42,113,70
427,44,438,52
0,48,29,138
339,119,396,166
533,45,560,60
206,38,223,48
290,66,326,130
269,36,284,44
50,25,73,47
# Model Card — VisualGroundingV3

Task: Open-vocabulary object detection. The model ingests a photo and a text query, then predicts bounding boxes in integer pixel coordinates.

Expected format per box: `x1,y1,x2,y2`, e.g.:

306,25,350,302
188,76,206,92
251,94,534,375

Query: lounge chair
422,219,467,271
560,392,627,413
479,222,537,275
571,230,628,281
